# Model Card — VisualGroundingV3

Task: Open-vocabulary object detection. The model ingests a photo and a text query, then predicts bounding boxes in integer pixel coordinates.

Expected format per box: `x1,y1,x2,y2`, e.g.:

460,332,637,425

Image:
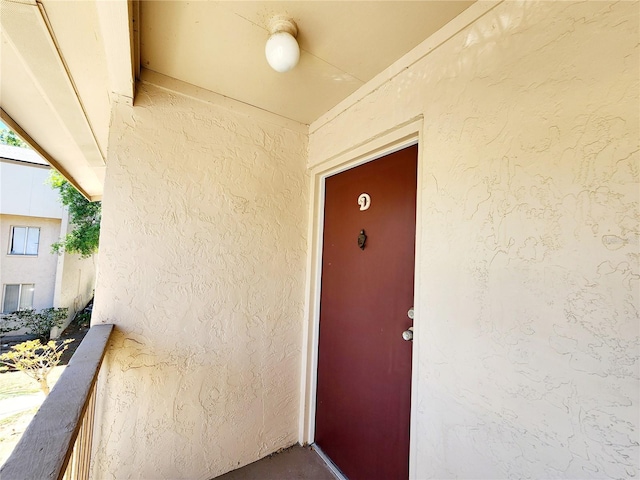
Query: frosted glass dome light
265,17,299,73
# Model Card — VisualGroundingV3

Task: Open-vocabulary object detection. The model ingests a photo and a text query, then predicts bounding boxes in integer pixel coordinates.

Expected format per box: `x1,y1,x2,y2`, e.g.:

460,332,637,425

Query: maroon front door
315,145,418,480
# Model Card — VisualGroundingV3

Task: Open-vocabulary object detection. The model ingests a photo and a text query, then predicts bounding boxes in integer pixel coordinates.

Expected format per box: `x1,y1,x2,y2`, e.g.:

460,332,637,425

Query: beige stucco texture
309,1,638,479
58,253,95,314
92,83,308,479
52,248,97,336
91,1,637,479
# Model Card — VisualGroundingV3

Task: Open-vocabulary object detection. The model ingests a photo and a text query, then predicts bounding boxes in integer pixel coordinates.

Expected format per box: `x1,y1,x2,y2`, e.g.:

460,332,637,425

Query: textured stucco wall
92,82,308,479
51,247,96,336
0,214,62,313
58,251,95,313
309,1,639,478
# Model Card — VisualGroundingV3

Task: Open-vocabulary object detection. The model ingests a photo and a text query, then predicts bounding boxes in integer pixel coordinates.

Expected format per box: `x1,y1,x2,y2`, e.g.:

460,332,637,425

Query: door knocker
358,229,367,250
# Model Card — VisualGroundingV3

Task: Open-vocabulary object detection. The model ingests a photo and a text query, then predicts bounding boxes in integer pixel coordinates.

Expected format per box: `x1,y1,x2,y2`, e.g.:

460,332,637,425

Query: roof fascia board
1,108,96,201
140,68,309,135
0,157,51,169
95,0,136,105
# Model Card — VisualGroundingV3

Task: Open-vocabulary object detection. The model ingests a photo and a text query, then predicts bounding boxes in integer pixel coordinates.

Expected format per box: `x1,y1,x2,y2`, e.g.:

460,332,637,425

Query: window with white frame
2,284,35,313
9,226,40,255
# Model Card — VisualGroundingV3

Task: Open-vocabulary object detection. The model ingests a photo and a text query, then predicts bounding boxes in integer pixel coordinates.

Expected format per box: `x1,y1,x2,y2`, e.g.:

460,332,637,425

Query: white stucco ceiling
0,0,476,198
141,1,474,124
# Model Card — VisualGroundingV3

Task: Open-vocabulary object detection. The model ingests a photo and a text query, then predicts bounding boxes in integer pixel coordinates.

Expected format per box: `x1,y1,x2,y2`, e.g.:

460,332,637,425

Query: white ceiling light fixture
265,16,300,73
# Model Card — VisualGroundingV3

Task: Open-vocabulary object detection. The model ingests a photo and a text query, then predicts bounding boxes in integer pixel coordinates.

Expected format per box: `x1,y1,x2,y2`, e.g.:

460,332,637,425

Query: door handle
402,326,413,341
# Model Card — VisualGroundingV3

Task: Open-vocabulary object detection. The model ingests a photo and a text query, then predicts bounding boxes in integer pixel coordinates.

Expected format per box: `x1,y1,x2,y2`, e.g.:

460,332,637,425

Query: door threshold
311,444,348,480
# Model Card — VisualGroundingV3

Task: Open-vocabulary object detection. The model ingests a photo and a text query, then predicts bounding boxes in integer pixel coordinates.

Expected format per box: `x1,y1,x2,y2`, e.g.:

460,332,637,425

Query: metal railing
0,324,114,480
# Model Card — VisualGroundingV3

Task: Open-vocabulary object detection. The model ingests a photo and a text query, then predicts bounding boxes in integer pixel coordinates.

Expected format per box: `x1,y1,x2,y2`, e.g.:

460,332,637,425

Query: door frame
299,116,425,479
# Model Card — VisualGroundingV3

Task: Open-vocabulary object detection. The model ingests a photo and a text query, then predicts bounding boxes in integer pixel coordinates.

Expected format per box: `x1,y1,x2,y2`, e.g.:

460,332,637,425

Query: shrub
75,311,91,328
0,339,73,395
0,314,21,336
12,307,69,342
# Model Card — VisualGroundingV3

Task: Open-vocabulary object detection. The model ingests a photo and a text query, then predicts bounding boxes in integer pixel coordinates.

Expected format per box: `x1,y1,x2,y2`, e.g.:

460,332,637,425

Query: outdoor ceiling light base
265,16,300,73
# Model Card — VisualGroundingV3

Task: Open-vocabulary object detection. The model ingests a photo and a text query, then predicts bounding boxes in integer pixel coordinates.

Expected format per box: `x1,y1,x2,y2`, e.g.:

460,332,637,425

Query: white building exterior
0,144,96,336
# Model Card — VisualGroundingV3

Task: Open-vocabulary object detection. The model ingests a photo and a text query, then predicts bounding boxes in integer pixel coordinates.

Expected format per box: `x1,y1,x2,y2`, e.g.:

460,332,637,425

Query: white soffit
141,1,475,125
0,0,109,200
39,0,112,155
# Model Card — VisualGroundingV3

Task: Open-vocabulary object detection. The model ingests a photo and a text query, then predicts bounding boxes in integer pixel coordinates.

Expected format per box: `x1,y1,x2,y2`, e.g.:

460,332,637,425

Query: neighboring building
0,144,96,336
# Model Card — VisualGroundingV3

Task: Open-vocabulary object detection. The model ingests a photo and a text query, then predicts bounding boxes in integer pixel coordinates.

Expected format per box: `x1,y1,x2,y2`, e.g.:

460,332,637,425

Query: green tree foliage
48,171,101,258
0,128,28,148
0,339,73,395
12,307,69,342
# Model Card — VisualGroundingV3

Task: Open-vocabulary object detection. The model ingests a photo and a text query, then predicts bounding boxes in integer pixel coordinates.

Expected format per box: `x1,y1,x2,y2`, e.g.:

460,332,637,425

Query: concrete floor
214,445,338,480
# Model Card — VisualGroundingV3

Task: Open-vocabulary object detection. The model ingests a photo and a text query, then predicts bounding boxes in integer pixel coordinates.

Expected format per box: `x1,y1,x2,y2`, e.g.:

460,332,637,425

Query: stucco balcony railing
0,324,114,480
